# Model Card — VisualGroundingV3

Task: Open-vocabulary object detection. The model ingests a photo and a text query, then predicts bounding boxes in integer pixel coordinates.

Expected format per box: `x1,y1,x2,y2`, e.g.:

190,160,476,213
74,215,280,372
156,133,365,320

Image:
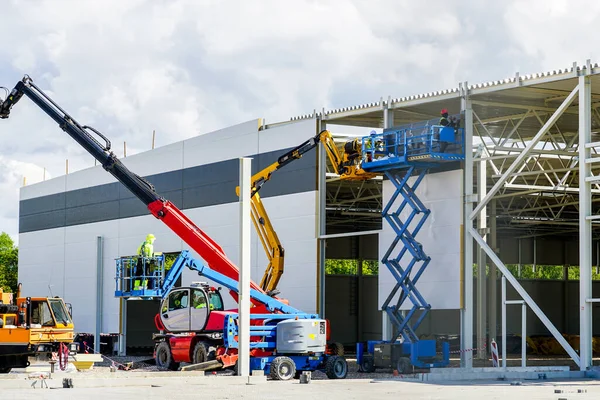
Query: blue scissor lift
356,118,465,374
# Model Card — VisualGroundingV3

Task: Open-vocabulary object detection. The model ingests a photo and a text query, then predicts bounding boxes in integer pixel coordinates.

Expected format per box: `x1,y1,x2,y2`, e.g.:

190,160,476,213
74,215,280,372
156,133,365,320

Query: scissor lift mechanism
356,120,464,373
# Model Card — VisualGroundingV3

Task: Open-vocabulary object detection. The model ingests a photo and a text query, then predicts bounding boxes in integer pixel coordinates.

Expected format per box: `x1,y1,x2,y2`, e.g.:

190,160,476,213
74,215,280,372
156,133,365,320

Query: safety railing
359,117,464,168
115,255,165,297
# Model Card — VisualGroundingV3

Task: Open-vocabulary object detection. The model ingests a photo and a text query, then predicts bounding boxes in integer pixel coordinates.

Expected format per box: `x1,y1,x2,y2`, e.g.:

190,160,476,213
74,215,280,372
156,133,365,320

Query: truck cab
21,296,77,356
159,282,225,334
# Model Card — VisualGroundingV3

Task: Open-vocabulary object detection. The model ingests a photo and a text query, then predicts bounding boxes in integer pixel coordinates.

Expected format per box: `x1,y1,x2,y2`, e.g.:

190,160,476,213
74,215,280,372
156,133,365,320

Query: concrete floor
2,372,599,400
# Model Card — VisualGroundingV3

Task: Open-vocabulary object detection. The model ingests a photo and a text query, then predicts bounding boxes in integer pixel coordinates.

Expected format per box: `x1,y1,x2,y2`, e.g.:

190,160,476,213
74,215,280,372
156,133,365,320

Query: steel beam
579,71,593,371
469,225,581,367
470,86,580,221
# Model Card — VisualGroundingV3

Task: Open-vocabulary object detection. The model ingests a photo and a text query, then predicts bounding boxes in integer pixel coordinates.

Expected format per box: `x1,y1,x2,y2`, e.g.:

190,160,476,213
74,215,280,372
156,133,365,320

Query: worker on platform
438,109,459,152
440,108,459,128
134,234,156,290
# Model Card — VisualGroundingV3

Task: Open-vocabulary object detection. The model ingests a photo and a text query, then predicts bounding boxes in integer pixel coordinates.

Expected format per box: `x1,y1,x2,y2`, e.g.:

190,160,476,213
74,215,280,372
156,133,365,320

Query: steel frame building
288,59,600,371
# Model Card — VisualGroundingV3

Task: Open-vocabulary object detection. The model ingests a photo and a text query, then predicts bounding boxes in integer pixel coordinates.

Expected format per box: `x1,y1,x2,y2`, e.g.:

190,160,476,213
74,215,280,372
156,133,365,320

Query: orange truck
0,284,78,372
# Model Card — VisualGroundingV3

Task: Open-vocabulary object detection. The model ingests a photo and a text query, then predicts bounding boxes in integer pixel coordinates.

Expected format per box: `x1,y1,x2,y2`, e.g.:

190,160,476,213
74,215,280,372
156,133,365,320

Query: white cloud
0,0,598,242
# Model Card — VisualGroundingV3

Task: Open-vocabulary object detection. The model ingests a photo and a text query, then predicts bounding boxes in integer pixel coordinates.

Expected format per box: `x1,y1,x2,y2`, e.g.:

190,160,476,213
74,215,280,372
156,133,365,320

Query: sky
0,0,598,242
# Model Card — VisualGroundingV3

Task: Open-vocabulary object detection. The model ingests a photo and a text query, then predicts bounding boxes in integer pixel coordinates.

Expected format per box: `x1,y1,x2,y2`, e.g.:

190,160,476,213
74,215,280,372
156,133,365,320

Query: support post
118,298,126,356
461,84,474,368
381,107,395,340
579,69,593,371
317,119,327,318
95,236,104,354
521,303,526,367
470,225,581,366
501,276,506,369
489,198,497,350
477,158,487,359
238,157,252,377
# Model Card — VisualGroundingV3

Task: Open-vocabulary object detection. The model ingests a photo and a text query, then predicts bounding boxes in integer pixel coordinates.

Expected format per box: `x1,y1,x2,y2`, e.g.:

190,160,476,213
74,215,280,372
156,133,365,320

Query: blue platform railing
115,254,166,297
359,120,464,173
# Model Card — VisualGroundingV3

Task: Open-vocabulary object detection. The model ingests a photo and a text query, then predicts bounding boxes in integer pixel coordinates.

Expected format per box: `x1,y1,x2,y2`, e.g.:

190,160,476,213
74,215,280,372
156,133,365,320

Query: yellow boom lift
236,129,376,296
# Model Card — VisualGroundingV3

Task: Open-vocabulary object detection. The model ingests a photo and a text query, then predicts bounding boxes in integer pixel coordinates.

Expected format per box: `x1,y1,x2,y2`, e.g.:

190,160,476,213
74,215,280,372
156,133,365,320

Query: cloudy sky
0,0,598,241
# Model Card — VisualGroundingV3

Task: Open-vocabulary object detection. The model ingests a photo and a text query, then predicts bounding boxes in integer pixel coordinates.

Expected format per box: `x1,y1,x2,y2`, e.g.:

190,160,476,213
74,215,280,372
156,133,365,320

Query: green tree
325,259,379,275
0,233,18,293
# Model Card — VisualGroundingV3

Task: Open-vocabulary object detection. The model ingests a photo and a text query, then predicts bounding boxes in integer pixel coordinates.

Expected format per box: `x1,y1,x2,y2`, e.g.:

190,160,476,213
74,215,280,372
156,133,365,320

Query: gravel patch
84,354,407,380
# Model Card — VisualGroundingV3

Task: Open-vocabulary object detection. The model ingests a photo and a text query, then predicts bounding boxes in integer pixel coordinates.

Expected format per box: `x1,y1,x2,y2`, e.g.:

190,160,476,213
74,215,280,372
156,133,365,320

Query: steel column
469,225,581,367
477,158,487,359
579,70,593,371
501,276,507,369
461,85,474,368
489,199,497,347
318,119,327,318
238,157,252,376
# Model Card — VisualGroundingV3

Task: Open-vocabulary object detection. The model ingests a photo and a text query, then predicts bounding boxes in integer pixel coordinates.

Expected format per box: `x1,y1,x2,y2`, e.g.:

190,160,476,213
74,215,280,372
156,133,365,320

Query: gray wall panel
20,210,66,233
19,192,66,217
66,184,120,208
65,201,120,226
182,160,237,189
145,170,183,193
19,144,317,233
119,197,150,219
182,181,238,210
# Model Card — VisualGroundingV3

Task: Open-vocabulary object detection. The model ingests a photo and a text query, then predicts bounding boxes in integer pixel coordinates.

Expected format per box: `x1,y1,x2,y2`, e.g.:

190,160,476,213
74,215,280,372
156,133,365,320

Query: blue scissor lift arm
356,119,465,371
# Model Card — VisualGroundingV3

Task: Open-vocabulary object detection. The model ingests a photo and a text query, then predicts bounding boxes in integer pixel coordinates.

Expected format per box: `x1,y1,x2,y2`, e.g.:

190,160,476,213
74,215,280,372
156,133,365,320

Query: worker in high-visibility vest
134,234,156,290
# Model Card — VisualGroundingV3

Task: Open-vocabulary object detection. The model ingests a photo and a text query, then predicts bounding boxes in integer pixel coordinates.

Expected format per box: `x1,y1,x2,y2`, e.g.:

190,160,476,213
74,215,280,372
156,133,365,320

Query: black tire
155,341,179,371
192,341,216,364
0,367,11,374
360,356,375,373
325,356,347,379
396,357,412,374
329,342,344,356
269,356,296,381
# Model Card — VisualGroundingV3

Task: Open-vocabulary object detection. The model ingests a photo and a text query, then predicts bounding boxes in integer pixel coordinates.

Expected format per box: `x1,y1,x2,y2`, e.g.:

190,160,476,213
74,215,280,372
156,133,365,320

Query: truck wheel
155,342,179,371
396,357,412,374
269,356,296,381
0,367,11,374
192,342,207,364
329,342,344,356
360,356,375,373
325,356,348,379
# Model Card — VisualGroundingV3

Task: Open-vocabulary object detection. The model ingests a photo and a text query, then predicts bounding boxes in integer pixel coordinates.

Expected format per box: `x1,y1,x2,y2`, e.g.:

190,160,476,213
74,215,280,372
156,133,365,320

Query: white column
461,84,474,368
238,157,252,376
579,69,592,371
477,158,487,359
95,236,104,354
381,107,395,341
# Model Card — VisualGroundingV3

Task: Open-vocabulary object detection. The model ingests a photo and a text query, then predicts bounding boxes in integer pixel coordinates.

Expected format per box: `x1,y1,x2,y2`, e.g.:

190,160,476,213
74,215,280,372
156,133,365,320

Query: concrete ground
2,375,600,400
